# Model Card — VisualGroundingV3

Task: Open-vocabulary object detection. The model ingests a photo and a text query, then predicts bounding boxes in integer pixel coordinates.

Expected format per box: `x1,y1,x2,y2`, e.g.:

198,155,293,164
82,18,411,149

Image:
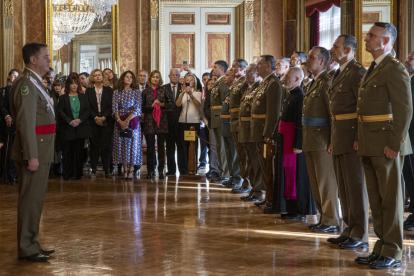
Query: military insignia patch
21,86,29,95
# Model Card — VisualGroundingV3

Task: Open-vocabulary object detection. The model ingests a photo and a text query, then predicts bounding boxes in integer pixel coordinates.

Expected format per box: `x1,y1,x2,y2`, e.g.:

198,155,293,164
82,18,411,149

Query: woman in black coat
58,76,91,180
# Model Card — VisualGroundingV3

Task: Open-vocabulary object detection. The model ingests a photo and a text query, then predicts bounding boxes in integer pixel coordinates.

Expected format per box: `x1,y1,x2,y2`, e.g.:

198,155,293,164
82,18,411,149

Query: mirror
46,0,120,78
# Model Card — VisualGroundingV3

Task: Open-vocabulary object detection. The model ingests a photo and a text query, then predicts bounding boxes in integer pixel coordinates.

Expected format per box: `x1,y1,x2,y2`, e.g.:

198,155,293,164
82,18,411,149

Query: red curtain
306,0,340,17
309,11,319,49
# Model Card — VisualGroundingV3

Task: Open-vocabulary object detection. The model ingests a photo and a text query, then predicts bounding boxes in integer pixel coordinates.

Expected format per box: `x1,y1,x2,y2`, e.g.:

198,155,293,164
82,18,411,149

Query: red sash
16,124,56,135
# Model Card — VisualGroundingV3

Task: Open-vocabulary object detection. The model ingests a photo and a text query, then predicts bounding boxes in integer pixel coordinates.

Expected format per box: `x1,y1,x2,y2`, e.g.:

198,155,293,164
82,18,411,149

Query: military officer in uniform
233,64,262,195
11,43,56,262
244,55,283,204
226,59,248,188
210,60,230,183
355,22,412,270
327,34,369,248
303,46,340,233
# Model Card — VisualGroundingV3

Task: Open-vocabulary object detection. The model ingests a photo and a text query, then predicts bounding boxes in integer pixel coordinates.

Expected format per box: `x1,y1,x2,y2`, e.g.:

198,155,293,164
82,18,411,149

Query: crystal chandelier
52,0,96,37
53,33,75,50
88,0,118,21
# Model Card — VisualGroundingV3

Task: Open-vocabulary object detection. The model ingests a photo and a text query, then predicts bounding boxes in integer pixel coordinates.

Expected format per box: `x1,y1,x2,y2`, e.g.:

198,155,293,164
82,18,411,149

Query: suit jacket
210,76,229,129
250,73,283,143
9,68,55,163
142,86,173,135
302,71,332,152
163,82,183,125
357,54,412,156
238,80,261,143
409,75,414,144
329,59,366,155
221,92,232,138
85,86,114,128
203,88,212,127
0,85,13,129
229,76,247,133
58,93,91,140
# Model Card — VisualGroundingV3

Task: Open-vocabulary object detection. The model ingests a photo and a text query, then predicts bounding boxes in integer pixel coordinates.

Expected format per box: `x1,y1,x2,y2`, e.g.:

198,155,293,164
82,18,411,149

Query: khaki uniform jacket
357,54,413,156
302,71,332,151
329,59,366,155
229,76,247,133
250,73,283,142
210,76,229,129
238,80,261,143
10,68,55,164
221,92,232,138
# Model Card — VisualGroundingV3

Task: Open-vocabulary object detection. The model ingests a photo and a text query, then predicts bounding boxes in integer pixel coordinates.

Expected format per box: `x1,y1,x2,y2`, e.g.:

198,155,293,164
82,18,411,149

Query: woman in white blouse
175,74,202,175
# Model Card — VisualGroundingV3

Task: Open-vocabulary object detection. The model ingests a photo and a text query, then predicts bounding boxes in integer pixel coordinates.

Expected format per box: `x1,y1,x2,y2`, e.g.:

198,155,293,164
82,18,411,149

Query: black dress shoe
370,256,402,269
405,222,414,231
244,195,262,202
339,238,368,249
281,213,305,220
211,177,229,184
240,194,251,200
19,253,50,262
355,252,380,265
404,213,414,227
146,172,154,179
327,236,348,244
206,171,219,178
253,200,266,206
166,172,176,176
308,222,321,229
232,187,251,194
312,224,340,233
39,249,55,255
197,165,206,170
222,180,231,186
159,172,164,179
225,181,241,189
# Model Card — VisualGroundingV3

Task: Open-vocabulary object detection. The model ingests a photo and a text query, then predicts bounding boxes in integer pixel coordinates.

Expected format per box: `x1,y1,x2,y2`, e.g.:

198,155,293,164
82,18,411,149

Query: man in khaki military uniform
355,22,412,270
210,60,230,183
327,34,369,249
226,59,248,188
233,64,262,195
243,55,283,203
303,46,340,233
11,43,56,262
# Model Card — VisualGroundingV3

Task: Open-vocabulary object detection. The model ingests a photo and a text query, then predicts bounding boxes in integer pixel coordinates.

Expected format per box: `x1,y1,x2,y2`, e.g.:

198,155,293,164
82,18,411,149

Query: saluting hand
28,158,39,171
384,146,399,159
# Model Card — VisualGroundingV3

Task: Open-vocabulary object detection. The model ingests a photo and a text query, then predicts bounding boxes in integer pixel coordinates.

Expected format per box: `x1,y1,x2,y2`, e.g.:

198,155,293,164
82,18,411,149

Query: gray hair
169,68,180,75
338,34,358,53
293,51,308,63
260,55,277,70
234,59,248,70
287,66,304,83
312,46,331,66
279,57,290,67
138,69,148,75
374,22,397,46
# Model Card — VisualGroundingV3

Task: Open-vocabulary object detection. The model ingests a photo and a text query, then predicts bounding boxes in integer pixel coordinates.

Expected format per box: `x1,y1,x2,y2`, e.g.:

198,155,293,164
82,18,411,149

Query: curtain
306,0,340,17
309,11,319,49
318,5,341,50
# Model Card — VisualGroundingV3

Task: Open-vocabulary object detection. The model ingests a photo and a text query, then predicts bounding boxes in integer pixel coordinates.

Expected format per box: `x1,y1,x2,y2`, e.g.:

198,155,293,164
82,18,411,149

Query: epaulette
353,62,362,68
24,72,30,78
323,74,331,81
391,58,399,64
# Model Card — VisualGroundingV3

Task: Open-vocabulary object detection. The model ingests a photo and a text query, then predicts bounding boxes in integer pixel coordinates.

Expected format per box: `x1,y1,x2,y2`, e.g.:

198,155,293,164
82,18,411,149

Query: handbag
120,129,133,138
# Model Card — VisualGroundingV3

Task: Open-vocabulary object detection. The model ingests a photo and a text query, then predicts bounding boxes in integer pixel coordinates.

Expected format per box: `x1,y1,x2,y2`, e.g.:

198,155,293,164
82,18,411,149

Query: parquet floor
1,167,414,275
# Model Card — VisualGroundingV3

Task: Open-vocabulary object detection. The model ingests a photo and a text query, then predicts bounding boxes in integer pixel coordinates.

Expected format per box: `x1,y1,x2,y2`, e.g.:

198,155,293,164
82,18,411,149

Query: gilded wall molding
4,0,13,17
246,0,253,20
151,0,159,19
355,0,362,62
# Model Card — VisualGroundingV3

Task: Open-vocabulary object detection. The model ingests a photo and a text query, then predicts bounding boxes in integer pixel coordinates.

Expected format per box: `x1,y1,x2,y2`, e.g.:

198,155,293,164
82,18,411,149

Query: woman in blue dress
113,71,142,180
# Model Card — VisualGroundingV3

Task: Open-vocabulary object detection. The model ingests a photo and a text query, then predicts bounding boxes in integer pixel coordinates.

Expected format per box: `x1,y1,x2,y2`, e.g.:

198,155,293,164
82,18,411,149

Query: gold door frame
45,0,120,74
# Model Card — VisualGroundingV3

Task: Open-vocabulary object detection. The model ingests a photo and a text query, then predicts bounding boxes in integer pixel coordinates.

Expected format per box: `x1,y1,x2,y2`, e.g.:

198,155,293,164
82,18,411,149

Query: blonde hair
184,74,199,92
87,69,110,88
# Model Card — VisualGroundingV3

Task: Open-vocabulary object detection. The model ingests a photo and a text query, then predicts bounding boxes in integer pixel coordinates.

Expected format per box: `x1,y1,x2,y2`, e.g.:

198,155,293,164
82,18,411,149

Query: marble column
245,0,254,63
150,0,159,71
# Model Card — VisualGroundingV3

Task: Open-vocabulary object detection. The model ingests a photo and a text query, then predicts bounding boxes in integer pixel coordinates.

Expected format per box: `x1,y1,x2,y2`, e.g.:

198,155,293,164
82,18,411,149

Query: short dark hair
293,51,308,63
8,69,19,76
22,43,48,65
117,70,138,90
47,67,55,74
234,59,248,70
214,60,228,72
260,55,277,70
79,72,89,78
147,70,164,86
312,46,331,66
64,76,81,94
374,22,397,46
202,72,210,78
338,34,358,53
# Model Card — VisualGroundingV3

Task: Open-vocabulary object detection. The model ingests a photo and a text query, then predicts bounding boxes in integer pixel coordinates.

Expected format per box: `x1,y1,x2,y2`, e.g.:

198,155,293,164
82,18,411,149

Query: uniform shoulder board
391,58,399,63
324,74,331,81
353,62,362,68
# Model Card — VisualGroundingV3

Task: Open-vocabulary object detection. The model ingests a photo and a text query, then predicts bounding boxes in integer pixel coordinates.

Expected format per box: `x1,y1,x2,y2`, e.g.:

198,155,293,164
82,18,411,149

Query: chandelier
88,0,118,21
53,33,75,50
52,0,96,37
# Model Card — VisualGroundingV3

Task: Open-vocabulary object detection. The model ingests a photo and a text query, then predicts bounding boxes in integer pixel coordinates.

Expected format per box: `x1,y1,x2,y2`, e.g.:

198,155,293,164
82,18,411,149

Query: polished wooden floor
1,167,414,275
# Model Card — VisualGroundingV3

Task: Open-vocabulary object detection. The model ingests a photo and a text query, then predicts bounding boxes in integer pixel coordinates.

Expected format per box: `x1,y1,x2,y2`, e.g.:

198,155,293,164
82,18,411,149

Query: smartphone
185,83,190,87
183,61,188,66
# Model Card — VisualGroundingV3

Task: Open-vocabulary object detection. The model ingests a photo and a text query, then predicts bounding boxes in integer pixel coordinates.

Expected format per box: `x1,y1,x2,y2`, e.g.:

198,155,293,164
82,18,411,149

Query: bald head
224,70,235,86
284,67,304,90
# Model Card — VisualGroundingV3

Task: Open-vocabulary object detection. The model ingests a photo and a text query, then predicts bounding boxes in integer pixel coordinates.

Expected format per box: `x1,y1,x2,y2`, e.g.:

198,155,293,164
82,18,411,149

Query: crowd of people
5,21,414,268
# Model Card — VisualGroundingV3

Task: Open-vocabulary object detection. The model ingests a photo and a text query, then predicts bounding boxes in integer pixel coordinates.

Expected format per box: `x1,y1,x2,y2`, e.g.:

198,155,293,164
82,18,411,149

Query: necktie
366,61,376,78
172,85,176,102
333,69,340,81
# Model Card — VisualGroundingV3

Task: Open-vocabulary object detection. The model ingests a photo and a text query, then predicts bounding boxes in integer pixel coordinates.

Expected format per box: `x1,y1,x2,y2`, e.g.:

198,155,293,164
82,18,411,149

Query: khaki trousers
333,151,369,242
305,150,340,226
240,142,258,190
253,142,267,199
361,155,404,260
232,132,248,186
16,162,51,257
213,128,229,178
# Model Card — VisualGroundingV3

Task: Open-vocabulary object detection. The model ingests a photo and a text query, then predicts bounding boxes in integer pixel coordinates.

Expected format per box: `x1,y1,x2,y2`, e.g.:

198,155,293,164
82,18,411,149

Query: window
318,5,341,50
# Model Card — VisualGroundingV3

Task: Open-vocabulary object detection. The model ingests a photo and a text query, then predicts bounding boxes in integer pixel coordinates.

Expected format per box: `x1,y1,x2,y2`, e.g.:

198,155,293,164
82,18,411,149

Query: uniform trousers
253,142,267,199
361,155,404,260
305,150,340,226
90,125,113,173
16,162,50,257
223,134,241,184
333,151,369,242
213,128,229,178
208,128,219,173
199,127,208,166
232,132,248,186
240,142,259,190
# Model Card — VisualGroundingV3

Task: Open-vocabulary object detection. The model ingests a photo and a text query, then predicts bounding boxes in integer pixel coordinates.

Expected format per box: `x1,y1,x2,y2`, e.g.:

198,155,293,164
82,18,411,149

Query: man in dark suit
403,50,414,230
163,68,182,175
86,77,114,178
135,70,150,175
